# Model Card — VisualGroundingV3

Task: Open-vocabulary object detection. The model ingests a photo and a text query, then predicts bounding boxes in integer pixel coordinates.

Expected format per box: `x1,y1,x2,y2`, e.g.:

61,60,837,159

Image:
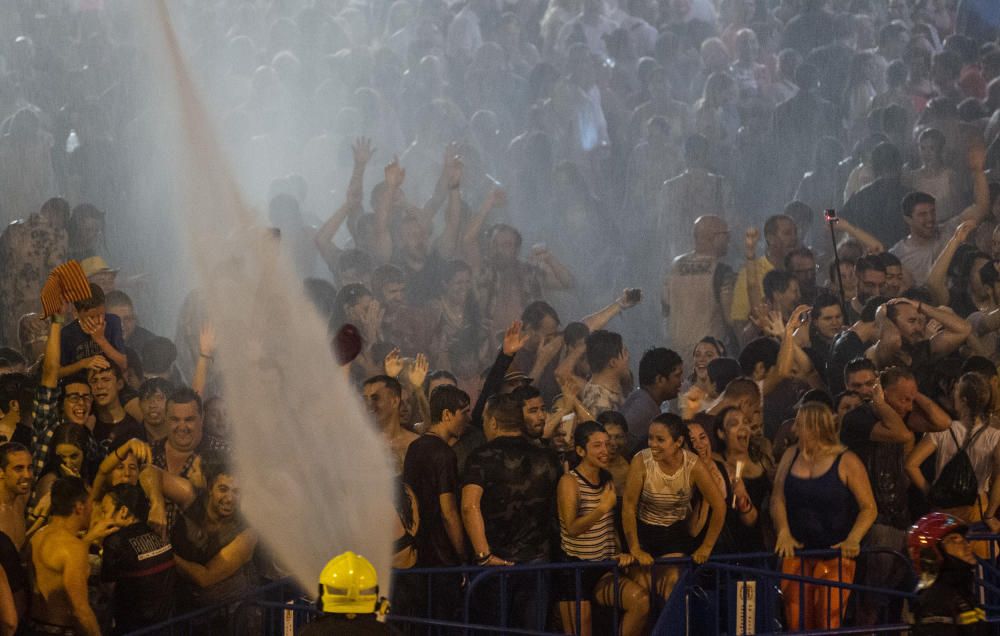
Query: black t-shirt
402,434,461,566
828,330,867,394
840,403,910,528
0,424,34,448
298,614,390,636
461,435,561,562
101,522,176,633
93,413,146,454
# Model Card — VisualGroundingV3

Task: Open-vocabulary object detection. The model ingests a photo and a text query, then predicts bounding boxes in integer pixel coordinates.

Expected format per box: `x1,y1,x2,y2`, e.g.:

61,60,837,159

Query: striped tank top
560,469,618,560
638,448,696,527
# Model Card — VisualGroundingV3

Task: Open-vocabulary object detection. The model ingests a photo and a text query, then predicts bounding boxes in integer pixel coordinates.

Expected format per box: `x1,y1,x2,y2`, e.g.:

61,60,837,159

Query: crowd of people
1,0,1000,634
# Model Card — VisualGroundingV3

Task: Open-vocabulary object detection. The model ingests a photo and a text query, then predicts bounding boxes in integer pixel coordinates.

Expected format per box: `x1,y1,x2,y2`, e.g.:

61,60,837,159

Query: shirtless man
0,443,32,550
362,375,418,472
29,477,118,636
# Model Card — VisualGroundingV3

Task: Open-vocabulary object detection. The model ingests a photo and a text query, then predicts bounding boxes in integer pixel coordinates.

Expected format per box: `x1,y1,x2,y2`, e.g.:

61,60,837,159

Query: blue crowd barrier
123,543,1000,635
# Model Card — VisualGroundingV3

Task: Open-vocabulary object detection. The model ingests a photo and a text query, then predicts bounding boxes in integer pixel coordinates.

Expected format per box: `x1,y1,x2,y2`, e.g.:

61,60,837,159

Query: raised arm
582,289,641,331
460,188,506,272
191,323,215,397
956,143,990,224
435,154,465,259
920,302,972,357
373,158,405,264
833,217,885,255
315,139,373,273
868,382,915,444
925,221,977,306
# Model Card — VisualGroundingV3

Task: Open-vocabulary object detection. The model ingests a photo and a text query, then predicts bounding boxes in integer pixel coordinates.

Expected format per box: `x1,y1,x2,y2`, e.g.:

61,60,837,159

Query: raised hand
384,157,405,190
352,137,376,166
123,439,153,466
407,353,429,388
618,288,642,309
383,347,404,378
785,304,812,336
199,322,217,358
502,320,530,356
486,188,507,209
447,154,464,190
536,334,564,365
84,355,111,372
968,142,986,172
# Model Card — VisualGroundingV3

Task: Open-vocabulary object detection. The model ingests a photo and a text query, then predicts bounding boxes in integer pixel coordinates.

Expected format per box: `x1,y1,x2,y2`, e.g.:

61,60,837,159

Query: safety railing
123,543,1000,635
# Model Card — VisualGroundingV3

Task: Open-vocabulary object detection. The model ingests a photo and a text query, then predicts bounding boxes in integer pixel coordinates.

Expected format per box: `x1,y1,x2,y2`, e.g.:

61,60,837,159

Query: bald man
662,215,735,363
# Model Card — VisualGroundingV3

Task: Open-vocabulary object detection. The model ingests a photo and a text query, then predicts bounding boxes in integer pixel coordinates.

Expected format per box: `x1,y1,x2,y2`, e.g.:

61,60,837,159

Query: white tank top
638,448,696,527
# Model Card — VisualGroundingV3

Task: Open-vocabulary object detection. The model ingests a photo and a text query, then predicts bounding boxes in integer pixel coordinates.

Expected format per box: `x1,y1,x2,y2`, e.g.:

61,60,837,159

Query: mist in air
127,2,396,591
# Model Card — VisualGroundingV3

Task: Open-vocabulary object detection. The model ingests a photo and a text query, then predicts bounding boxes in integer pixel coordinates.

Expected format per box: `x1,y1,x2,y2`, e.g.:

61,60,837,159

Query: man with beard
847,256,888,321
870,298,972,391
0,443,31,623
511,385,546,440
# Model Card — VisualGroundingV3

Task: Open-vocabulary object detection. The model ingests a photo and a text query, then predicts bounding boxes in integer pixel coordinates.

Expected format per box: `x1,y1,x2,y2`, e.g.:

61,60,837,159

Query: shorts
25,619,78,636
555,556,613,601
637,519,693,557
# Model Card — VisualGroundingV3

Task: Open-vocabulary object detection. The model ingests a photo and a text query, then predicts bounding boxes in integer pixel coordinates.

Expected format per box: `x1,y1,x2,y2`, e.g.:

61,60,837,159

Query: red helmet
907,512,968,574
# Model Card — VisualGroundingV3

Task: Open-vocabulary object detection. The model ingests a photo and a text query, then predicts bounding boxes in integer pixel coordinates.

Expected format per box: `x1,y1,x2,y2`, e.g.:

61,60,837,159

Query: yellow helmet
318,551,379,614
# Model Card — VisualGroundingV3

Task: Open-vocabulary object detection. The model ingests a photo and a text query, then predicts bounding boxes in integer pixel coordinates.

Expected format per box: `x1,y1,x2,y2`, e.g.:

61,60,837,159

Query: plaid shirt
29,385,105,507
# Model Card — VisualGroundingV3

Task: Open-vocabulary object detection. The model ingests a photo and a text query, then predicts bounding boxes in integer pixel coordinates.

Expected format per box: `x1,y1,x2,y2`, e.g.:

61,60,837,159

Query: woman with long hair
557,422,648,636
622,414,726,599
35,424,94,502
905,372,1000,528
771,402,876,630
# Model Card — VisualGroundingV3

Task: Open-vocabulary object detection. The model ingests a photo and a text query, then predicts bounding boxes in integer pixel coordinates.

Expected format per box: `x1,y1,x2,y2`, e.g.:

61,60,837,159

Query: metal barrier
124,545,1000,635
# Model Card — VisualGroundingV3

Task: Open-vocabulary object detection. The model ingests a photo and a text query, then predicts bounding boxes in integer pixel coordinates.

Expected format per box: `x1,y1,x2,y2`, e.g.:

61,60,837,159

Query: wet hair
139,377,174,400
712,405,744,451
810,292,841,319
856,255,887,276
844,357,876,384
510,384,542,407
739,337,780,375
708,358,743,394
104,289,134,309
871,142,902,177
429,384,470,423
50,477,88,517
961,355,998,380
860,296,889,322
167,386,204,416
763,214,793,240
0,373,29,417
902,191,936,218
74,283,106,312
763,270,796,301
638,347,682,386
0,443,29,470
956,372,992,420
573,421,607,452
521,300,560,330
794,402,842,450
140,337,177,375
200,450,232,489
484,392,522,431
880,365,916,389
585,330,625,374
595,410,627,431
332,284,373,327
649,412,686,441
363,375,402,399
105,483,150,522
563,322,590,348
371,265,406,297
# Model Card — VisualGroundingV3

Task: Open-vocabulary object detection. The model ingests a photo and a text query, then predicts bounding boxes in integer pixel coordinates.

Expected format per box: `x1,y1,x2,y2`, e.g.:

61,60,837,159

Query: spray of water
136,1,396,591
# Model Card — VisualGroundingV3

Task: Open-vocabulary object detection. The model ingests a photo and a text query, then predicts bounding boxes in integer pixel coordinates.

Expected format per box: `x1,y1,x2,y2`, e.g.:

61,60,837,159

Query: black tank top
784,449,857,548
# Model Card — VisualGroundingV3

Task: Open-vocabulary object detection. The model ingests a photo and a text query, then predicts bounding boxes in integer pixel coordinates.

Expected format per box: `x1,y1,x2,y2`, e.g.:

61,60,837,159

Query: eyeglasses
64,393,94,405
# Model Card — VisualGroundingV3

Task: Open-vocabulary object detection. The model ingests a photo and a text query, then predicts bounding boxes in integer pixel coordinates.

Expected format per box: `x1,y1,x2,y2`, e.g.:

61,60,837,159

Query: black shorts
637,519,693,557
554,557,614,602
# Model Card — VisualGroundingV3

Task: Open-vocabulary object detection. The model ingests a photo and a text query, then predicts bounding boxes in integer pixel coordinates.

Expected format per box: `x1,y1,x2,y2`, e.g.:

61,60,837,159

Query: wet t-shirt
101,521,176,633
841,403,910,529
462,435,562,562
